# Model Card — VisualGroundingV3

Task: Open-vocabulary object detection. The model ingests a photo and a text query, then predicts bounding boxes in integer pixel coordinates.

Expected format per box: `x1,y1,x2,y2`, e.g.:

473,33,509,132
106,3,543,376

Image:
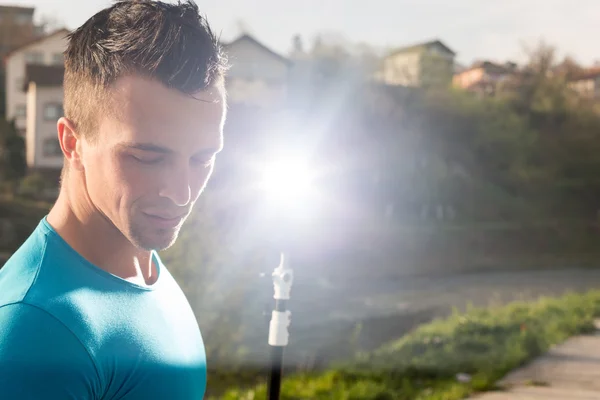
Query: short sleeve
0,303,103,400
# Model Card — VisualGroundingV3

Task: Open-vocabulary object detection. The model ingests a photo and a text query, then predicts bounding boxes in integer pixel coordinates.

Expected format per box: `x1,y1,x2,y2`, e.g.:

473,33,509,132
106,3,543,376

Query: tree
504,41,600,217
0,119,26,183
554,55,585,81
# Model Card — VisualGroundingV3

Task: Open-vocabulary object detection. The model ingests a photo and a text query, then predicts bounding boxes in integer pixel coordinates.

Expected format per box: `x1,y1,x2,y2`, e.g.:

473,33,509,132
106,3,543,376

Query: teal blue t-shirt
0,217,207,399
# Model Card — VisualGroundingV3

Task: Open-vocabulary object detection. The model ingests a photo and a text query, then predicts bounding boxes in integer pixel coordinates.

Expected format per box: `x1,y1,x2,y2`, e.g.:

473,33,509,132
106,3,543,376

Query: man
0,1,228,398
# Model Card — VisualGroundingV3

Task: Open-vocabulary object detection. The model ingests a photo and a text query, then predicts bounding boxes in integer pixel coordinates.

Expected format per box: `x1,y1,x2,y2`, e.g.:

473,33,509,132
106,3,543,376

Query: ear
57,117,84,172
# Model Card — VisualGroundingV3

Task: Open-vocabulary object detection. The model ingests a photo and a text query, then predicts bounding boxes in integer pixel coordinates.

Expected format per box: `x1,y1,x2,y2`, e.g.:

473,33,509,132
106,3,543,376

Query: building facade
453,60,517,95
5,29,68,136
0,5,43,63
568,68,600,100
23,64,64,170
223,34,291,108
378,39,455,88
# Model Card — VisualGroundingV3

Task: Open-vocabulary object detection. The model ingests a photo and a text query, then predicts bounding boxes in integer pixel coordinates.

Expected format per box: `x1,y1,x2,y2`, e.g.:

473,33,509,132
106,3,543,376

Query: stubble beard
129,224,180,251
128,215,183,251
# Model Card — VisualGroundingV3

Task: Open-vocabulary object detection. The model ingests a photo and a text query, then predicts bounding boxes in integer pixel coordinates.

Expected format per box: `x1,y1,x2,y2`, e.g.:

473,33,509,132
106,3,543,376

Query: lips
143,212,185,229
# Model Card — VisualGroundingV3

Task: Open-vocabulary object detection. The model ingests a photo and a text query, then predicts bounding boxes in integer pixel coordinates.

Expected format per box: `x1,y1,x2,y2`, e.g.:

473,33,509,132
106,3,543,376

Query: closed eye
131,155,163,165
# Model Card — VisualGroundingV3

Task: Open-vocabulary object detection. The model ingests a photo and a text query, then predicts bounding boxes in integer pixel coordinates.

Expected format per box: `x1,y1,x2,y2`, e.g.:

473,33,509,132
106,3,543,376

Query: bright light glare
260,157,315,207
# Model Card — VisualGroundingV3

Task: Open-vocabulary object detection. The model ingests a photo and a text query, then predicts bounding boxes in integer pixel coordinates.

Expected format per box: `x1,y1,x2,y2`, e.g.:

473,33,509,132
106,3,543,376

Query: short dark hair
63,0,228,138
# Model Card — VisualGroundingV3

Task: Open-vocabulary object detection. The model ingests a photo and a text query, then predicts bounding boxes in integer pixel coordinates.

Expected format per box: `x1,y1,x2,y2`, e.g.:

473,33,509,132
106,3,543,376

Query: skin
47,74,226,287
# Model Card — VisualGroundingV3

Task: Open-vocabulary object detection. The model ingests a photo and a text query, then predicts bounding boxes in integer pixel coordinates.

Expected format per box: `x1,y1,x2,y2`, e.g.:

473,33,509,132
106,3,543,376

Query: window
15,104,26,118
16,77,25,91
14,13,32,25
24,51,44,64
52,53,64,65
43,103,63,121
42,138,62,157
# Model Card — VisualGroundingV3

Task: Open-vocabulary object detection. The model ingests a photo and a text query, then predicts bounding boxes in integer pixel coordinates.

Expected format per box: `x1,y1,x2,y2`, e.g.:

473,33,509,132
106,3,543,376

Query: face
76,75,225,251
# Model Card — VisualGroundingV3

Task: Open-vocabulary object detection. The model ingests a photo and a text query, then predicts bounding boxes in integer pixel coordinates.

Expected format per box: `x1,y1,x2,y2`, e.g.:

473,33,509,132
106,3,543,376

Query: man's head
58,0,228,251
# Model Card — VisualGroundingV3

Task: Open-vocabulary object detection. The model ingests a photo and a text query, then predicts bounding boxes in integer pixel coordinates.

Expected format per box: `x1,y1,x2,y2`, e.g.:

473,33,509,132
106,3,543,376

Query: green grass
210,290,600,400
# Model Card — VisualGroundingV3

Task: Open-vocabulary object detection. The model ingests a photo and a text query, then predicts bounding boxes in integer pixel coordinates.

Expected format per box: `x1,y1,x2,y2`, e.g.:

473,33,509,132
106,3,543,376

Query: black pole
267,345,284,400
267,298,288,400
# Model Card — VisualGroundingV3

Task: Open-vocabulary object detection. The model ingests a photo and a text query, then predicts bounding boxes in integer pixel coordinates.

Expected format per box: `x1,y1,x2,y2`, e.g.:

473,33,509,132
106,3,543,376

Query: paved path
470,320,600,399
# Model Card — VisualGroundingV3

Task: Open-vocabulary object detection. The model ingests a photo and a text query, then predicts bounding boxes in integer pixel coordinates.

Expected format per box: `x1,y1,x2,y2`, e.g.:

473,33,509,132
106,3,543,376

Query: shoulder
0,302,104,399
0,302,98,366
0,218,50,305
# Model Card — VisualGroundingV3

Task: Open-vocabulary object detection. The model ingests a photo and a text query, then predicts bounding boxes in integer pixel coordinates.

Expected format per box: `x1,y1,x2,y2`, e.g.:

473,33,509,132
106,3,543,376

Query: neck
46,173,157,286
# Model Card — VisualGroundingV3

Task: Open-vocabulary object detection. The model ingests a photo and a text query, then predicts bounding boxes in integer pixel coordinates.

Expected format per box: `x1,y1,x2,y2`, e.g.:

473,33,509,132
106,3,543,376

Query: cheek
112,157,156,201
84,150,111,192
83,151,129,213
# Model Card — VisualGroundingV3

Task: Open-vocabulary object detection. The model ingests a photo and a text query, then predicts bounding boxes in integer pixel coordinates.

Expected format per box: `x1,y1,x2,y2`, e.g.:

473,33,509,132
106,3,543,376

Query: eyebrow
123,142,222,157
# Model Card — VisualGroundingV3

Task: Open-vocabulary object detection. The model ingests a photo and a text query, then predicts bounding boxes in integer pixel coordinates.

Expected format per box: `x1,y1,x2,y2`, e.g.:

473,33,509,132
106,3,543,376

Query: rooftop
457,60,517,75
222,33,291,65
5,28,70,60
389,39,456,57
571,67,600,81
0,5,35,13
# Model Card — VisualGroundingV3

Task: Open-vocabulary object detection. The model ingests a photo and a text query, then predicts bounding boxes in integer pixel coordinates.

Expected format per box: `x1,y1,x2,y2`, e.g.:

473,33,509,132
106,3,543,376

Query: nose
158,164,192,207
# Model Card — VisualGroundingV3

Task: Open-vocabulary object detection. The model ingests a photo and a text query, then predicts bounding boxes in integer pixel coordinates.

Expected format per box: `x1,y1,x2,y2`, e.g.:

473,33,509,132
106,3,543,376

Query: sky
4,0,600,67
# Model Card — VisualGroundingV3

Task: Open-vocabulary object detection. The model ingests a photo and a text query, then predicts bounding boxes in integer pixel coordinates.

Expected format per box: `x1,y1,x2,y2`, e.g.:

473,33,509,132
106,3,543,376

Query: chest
92,288,207,399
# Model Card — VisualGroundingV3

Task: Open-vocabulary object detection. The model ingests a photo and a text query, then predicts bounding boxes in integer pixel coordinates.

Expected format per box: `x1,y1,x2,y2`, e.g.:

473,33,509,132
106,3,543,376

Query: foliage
0,119,26,182
17,173,49,199
0,197,51,252
399,88,541,217
212,290,600,399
